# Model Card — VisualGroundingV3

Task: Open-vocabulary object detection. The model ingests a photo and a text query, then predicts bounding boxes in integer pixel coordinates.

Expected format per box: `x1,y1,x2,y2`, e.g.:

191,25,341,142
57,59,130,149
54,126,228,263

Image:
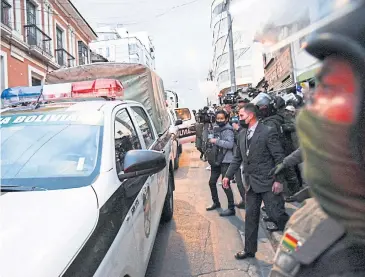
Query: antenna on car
34,84,44,109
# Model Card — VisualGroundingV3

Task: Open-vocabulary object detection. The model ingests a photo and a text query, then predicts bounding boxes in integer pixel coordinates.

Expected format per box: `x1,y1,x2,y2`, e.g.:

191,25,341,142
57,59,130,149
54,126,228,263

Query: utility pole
226,0,236,94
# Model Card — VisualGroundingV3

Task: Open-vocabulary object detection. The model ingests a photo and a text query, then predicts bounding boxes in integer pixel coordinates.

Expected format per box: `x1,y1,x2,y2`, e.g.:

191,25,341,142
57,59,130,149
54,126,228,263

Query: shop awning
297,68,319,82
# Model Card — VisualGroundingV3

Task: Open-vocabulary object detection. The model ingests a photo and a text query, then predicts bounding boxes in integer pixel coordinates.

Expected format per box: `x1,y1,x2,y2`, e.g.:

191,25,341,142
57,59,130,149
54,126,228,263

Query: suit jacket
225,122,285,193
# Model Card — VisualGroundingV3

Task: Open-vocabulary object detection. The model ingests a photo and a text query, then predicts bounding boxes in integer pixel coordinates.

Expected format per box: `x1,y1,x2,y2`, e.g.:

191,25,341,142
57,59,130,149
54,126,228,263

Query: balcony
24,24,52,60
55,48,75,67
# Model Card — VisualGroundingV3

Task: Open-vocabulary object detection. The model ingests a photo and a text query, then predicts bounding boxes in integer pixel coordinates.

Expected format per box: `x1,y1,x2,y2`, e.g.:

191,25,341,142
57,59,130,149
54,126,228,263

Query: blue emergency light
1,79,124,109
1,86,43,106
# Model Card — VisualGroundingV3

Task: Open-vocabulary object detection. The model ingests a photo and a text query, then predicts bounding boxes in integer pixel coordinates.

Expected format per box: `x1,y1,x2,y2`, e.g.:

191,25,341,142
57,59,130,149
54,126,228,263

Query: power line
8,0,202,27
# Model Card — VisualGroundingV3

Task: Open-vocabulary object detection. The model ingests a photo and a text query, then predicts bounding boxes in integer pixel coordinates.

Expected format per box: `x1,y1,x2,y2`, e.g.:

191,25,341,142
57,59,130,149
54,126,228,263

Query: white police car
0,79,175,277
168,109,183,170
174,107,196,144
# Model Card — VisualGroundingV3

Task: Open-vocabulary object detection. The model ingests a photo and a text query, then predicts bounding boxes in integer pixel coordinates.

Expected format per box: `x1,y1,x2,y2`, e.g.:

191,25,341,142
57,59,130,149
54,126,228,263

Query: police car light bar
1,79,124,107
72,79,124,98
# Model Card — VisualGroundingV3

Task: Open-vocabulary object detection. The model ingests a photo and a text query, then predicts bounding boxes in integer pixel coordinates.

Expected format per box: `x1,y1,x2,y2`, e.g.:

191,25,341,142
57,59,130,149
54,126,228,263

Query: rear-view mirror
175,119,183,126
118,150,166,180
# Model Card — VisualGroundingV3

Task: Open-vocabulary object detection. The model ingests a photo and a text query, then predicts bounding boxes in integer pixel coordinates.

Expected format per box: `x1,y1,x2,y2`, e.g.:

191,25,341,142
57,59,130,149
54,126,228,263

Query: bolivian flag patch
282,232,301,252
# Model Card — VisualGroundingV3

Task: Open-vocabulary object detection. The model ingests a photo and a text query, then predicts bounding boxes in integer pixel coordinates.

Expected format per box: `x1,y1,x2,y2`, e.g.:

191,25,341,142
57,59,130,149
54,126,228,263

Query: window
56,26,64,65
114,109,141,173
0,52,7,93
1,0,11,27
78,41,89,65
130,107,155,148
31,77,42,86
106,46,110,57
175,108,191,121
28,65,44,86
129,43,138,54
26,0,36,25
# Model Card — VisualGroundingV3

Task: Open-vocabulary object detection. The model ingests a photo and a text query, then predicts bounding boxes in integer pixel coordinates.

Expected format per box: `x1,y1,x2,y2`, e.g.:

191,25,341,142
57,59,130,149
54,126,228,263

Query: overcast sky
73,0,214,109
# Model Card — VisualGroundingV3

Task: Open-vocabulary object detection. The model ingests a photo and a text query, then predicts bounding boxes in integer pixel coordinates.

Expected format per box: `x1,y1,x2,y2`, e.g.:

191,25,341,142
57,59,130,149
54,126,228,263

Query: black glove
285,187,311,203
268,163,285,177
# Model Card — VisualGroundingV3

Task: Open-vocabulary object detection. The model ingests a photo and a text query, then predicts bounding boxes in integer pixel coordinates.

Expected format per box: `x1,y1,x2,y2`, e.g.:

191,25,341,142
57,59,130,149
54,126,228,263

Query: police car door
92,107,143,277
174,108,196,144
128,105,166,275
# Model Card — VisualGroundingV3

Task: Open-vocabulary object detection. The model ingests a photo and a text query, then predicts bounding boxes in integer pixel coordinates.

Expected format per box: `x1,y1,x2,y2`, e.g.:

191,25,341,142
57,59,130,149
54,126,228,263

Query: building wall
90,31,156,70
0,0,96,90
210,0,264,95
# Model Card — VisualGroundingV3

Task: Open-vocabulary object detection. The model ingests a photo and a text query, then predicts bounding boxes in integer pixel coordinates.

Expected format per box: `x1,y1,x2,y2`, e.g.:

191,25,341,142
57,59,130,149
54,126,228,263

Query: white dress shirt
247,121,258,140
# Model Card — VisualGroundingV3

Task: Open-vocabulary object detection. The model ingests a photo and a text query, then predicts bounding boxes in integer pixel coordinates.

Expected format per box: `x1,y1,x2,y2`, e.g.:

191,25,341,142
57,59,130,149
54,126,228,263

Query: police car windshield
0,111,103,190
175,108,191,121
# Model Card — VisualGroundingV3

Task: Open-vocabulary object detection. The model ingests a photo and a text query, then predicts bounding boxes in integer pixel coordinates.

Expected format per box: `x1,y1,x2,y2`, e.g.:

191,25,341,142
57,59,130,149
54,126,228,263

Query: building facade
90,27,156,70
210,0,264,99
0,0,97,92
263,46,295,91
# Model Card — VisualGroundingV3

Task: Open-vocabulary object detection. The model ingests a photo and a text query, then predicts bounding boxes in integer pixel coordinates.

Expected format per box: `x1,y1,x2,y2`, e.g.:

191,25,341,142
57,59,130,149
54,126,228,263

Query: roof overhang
58,0,98,41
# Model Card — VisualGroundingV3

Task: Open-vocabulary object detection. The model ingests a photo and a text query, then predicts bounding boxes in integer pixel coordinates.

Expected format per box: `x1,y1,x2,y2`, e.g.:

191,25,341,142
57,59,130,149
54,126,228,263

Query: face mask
240,117,249,129
296,109,365,239
216,121,226,127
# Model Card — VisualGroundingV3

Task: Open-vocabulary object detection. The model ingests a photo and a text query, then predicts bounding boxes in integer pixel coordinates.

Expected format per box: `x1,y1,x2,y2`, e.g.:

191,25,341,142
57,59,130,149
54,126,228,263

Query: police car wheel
161,170,174,222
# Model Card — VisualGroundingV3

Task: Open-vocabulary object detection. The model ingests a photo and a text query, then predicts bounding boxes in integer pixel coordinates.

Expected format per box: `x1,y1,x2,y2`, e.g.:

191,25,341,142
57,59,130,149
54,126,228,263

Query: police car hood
0,186,99,277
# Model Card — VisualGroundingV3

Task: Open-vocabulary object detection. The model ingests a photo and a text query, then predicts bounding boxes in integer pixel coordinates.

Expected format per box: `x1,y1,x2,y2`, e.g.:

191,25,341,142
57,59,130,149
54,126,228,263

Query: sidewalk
185,144,276,276
199,145,301,253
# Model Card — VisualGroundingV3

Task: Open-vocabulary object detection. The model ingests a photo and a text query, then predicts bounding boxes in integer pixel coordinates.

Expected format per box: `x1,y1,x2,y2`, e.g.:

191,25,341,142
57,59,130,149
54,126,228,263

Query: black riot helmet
250,92,275,119
273,96,286,111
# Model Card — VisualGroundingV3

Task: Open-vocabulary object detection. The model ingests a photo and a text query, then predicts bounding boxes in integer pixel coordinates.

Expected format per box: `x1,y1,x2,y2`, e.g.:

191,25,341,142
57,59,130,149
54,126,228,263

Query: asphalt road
145,144,275,277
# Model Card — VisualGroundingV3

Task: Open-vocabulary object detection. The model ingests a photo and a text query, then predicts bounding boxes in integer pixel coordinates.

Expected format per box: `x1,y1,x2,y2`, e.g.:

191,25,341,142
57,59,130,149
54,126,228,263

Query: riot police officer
248,0,365,276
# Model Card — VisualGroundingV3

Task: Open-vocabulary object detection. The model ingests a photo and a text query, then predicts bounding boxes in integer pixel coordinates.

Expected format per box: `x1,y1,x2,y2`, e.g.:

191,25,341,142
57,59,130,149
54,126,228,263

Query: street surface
146,144,275,277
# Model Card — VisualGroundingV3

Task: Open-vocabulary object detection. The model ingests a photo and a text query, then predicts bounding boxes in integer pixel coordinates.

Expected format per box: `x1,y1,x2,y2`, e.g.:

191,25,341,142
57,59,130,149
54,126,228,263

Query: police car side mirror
118,150,167,180
175,119,183,126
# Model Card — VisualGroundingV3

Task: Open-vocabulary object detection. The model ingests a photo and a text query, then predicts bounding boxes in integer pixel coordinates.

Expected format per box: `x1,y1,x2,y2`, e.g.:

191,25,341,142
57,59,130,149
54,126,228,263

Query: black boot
235,201,246,209
219,208,235,217
206,203,221,211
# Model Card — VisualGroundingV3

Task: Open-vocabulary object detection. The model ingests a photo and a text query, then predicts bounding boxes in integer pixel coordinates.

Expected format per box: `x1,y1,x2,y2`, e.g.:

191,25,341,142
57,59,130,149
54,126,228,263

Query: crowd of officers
195,93,306,209
194,92,314,267
193,3,365,275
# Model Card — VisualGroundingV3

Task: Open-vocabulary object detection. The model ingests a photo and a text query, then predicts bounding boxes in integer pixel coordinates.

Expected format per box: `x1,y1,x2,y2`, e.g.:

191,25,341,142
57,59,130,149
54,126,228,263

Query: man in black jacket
223,104,289,260
269,148,311,203
263,98,301,196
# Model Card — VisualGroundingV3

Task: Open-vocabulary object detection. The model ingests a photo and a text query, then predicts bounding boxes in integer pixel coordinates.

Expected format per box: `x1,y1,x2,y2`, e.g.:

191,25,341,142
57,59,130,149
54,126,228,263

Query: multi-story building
210,0,264,99
89,27,156,70
263,46,295,91
0,0,97,91
291,0,334,85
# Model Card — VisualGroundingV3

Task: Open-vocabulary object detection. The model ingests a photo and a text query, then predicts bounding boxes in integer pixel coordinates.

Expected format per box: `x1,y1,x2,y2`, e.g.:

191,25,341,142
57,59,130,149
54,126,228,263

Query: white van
174,108,196,144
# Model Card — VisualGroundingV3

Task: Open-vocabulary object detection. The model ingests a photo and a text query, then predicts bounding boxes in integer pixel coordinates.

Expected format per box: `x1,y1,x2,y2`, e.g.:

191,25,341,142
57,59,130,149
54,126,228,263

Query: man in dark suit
223,103,289,260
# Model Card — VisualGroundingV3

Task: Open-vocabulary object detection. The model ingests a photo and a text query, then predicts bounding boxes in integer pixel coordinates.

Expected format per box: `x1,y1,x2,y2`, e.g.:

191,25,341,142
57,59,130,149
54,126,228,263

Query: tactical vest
270,198,365,277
